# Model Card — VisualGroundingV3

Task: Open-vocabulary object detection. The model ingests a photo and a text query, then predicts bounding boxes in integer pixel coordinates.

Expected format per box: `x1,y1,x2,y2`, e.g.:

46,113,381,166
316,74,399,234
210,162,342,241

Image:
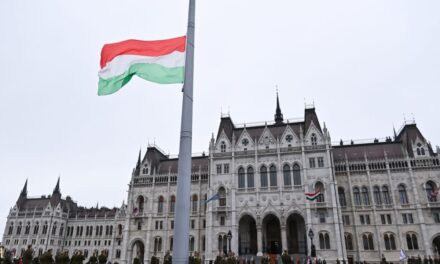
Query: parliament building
2,96,440,264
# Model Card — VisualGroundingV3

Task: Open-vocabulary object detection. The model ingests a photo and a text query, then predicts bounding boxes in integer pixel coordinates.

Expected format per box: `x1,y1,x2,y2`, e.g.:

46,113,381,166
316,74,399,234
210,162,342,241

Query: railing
304,145,326,151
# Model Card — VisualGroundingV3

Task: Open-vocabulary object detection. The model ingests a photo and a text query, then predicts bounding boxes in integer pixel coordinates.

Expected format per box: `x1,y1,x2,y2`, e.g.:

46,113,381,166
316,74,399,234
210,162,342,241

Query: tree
281,251,292,264
22,246,33,264
163,252,172,264
132,258,140,264
97,253,107,264
88,255,97,264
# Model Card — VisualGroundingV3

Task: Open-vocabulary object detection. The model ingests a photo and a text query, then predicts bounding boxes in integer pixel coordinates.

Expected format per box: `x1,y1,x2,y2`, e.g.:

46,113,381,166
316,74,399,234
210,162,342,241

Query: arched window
316,182,324,202
353,187,361,206
362,233,374,250
384,233,396,250
170,195,176,213
283,164,291,186
25,222,30,235
373,186,382,205
192,194,198,213
406,233,419,250
345,233,354,250
421,148,425,155
361,186,370,205
417,148,421,156
52,222,57,235
158,196,164,214
426,181,438,202
16,222,22,235
338,187,346,207
170,237,174,251
238,167,245,188
398,184,409,204
33,222,39,235
311,133,317,146
293,163,301,186
42,222,48,235
269,165,277,187
118,224,123,235
189,236,195,252
8,223,14,235
247,167,254,188
319,233,330,249
218,187,226,206
220,141,226,153
59,224,64,236
382,185,392,205
137,196,144,213
143,167,149,175
154,237,162,252
260,166,268,187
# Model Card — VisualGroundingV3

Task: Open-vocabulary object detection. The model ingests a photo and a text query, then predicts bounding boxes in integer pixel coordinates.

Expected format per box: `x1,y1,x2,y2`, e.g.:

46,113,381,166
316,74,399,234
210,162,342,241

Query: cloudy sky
1,0,439,233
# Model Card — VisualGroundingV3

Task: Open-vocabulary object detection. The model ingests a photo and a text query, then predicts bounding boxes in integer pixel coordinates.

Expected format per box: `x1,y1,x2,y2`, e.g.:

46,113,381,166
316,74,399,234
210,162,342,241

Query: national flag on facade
98,36,186,96
305,191,321,201
205,193,220,203
399,249,407,261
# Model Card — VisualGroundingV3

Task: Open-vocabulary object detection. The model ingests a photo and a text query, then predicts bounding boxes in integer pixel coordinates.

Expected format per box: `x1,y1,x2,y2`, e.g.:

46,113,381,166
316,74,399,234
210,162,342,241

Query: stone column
281,225,287,253
257,226,263,254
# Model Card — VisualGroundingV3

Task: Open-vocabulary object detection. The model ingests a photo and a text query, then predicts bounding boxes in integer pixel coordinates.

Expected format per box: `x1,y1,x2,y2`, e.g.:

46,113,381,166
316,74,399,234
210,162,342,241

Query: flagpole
173,0,195,263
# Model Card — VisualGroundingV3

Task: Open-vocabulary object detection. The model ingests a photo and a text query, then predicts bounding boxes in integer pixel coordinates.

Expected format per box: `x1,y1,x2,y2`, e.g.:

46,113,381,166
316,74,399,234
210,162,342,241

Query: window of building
223,164,229,174
433,212,440,223
260,165,268,187
216,164,222,174
202,236,206,252
384,233,396,250
220,216,225,226
362,233,374,250
192,194,198,213
158,196,164,214
319,212,326,223
238,167,245,188
34,223,39,235
292,164,301,186
220,141,226,152
247,167,255,188
154,237,162,252
171,220,174,229
283,164,291,186
17,222,22,235
191,220,195,229
373,186,382,205
309,158,316,168
345,233,354,250
116,250,121,259
360,215,370,225
353,187,361,206
402,213,414,224
319,232,330,249
315,182,324,202
406,233,419,250
203,219,206,228
382,185,392,205
311,133,317,146
317,157,324,168
426,181,438,202
361,186,370,205
269,165,277,187
137,196,145,214
8,223,14,235
170,237,173,251
170,195,176,213
25,223,30,235
338,187,346,207
190,237,195,252
343,215,350,226
398,184,409,204
137,222,142,230
218,187,226,206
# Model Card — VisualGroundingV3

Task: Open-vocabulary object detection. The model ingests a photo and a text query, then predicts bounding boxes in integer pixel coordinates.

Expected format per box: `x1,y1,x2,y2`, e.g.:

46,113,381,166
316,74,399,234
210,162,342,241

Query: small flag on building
205,193,220,203
305,191,321,201
399,249,407,261
98,36,186,96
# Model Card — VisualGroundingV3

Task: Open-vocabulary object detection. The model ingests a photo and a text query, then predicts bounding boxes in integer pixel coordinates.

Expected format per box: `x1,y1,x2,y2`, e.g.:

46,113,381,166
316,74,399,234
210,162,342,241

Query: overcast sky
1,0,439,233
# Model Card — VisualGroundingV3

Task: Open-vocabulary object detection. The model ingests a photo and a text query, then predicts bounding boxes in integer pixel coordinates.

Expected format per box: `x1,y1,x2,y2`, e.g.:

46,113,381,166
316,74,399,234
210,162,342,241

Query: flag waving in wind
399,249,407,261
98,36,186,96
305,190,321,201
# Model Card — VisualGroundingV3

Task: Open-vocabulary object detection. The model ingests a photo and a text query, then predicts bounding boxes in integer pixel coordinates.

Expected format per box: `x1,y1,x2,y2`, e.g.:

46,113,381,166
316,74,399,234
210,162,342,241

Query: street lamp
227,230,232,253
308,228,316,258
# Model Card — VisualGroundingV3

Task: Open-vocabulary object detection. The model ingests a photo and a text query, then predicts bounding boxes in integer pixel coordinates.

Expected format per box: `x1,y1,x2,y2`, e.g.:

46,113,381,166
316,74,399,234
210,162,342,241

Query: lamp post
0,243,4,259
227,230,232,253
308,228,316,258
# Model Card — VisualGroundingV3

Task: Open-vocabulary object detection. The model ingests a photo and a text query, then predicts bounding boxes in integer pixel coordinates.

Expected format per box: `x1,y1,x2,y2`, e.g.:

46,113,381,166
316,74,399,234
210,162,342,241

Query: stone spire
20,179,28,197
53,177,61,195
274,92,284,125
134,149,142,176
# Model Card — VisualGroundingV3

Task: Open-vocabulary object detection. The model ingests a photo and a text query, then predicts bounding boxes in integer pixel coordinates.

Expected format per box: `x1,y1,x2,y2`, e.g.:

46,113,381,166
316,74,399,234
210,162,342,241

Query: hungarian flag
98,36,186,96
305,191,321,201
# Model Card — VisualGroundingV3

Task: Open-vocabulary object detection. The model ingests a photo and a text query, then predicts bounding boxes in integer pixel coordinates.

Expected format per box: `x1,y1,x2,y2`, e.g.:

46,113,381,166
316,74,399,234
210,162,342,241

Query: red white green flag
98,36,186,96
305,191,321,201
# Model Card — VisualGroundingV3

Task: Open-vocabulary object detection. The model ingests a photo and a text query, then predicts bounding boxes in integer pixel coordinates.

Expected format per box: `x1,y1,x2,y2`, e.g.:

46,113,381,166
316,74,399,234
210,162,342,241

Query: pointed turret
53,177,61,195
274,92,284,125
134,149,142,176
21,179,28,197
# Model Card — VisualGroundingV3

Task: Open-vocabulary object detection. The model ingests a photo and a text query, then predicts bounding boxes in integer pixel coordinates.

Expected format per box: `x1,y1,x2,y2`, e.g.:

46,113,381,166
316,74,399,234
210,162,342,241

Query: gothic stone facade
2,105,440,264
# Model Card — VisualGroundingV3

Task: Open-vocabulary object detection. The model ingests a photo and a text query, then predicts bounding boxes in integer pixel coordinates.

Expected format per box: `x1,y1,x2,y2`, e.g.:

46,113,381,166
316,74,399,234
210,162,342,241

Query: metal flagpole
173,0,195,263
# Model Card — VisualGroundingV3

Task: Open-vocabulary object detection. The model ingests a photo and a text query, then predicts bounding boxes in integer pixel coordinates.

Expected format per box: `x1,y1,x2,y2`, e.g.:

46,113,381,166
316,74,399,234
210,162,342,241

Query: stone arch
129,238,145,264
286,212,307,254
431,233,440,255
238,214,258,255
262,213,282,254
